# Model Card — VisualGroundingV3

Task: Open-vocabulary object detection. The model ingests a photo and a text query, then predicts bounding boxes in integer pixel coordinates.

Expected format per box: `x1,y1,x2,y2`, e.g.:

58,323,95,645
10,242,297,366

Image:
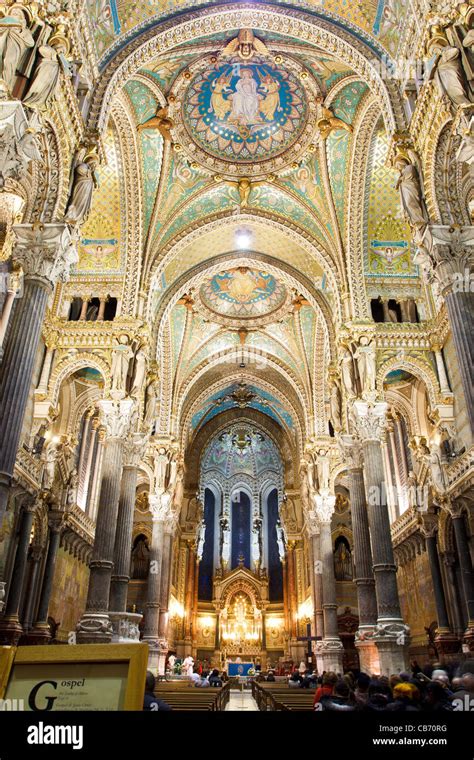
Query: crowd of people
278,660,474,712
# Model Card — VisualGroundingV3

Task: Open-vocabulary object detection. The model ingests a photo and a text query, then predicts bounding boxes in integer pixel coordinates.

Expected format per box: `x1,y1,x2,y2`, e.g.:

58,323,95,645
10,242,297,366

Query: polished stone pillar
341,436,379,673
158,527,174,638
421,226,474,432
184,540,196,647
0,497,36,644
28,514,63,643
35,345,56,398
20,547,42,632
314,493,344,672
109,434,147,616
352,401,409,674
286,541,298,641
79,298,89,320
432,344,452,396
142,493,173,672
0,223,76,527
97,297,108,321
0,268,21,348
76,398,134,643
86,426,105,520
449,503,474,651
307,514,324,673
421,517,460,660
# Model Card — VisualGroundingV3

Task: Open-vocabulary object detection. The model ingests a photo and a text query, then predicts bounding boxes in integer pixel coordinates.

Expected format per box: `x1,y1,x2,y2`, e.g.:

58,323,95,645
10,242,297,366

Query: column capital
315,492,336,524
148,492,175,529
339,435,363,470
12,222,78,287
351,401,388,442
98,397,136,442
420,513,438,540
48,510,66,534
122,433,149,468
305,509,320,537
416,225,474,297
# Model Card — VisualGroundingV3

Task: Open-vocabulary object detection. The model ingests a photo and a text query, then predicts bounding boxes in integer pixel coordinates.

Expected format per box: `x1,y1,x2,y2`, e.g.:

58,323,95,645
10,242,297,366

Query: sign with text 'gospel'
0,644,148,711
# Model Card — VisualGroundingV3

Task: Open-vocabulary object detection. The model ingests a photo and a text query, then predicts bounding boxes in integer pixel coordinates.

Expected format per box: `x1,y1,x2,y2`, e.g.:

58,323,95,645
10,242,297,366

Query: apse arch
48,355,108,408
88,2,405,135
377,356,440,409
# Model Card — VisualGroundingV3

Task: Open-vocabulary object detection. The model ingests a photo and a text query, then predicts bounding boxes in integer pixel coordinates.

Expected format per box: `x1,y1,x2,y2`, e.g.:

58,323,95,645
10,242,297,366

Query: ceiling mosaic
87,0,410,63
192,383,294,432
199,267,290,326
365,126,416,279
76,127,123,273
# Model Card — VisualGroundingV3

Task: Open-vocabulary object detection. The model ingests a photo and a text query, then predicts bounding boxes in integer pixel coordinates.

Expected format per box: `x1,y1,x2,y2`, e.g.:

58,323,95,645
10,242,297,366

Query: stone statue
329,380,342,432
316,104,353,140
407,470,421,510
0,9,34,93
65,152,98,225
23,45,60,109
275,520,285,559
354,335,377,396
419,440,446,494
299,460,310,510
154,446,169,492
340,347,355,398
110,335,134,393
173,462,185,509
316,450,330,493
131,348,147,397
434,45,472,108
394,153,429,236
144,381,158,428
197,522,206,559
167,654,176,672
41,439,58,490
65,467,78,507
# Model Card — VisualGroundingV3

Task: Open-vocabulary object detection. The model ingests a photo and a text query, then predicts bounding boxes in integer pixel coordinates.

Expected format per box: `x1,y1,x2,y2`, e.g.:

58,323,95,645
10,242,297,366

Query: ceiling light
235,229,252,250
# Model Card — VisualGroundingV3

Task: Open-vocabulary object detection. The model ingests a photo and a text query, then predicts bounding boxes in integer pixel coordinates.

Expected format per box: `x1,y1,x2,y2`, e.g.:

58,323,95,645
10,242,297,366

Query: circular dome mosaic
200,267,288,322
185,62,305,161
169,55,319,178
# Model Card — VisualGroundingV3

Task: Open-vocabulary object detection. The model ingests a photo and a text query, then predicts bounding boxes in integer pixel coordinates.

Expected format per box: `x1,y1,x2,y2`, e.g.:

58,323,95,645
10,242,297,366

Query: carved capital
98,398,136,441
314,492,336,524
148,491,174,524
122,433,149,468
12,222,78,286
351,401,388,442
339,434,363,470
417,225,474,297
306,509,320,536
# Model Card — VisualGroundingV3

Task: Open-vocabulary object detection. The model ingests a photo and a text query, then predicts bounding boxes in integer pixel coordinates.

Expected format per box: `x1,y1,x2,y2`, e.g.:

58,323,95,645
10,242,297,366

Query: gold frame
0,643,149,711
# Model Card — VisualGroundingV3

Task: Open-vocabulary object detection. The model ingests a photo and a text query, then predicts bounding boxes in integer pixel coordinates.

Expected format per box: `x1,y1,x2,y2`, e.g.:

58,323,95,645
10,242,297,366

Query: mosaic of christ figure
229,68,263,125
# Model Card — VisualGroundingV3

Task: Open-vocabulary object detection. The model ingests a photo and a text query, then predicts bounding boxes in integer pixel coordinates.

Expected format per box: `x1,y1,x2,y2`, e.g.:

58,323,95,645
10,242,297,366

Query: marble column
314,494,344,672
184,541,196,648
142,493,173,673
97,297,108,321
421,226,474,432
432,344,452,396
76,398,135,643
79,298,89,320
35,345,56,398
20,547,42,632
28,513,63,644
0,496,36,644
341,436,379,674
86,426,105,520
0,223,76,527
158,526,175,638
109,434,147,642
421,517,460,660
0,269,21,348
449,503,474,651
352,401,409,674
307,513,324,673
286,541,298,641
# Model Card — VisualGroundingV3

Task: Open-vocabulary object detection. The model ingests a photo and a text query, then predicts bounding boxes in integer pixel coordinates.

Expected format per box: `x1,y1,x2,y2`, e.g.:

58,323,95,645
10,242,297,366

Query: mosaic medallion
199,267,289,324
169,54,319,178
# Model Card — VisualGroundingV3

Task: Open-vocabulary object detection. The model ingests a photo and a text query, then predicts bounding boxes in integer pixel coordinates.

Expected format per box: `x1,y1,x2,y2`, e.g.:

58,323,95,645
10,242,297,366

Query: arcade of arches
0,0,473,681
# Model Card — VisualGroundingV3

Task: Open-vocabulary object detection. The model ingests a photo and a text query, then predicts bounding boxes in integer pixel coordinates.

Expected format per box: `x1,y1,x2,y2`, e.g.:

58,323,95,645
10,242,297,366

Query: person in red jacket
314,672,338,708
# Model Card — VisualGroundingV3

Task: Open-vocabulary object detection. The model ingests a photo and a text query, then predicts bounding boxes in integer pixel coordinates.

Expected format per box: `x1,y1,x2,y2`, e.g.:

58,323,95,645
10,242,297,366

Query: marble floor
225,689,260,711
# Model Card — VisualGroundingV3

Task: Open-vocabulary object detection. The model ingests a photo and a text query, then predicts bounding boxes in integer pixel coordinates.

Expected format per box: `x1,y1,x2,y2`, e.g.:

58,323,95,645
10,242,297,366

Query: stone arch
88,3,405,136
48,353,109,407
377,356,440,408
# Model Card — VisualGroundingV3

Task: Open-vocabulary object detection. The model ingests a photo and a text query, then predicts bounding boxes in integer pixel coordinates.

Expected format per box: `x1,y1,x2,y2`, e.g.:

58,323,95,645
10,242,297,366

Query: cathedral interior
0,0,473,688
